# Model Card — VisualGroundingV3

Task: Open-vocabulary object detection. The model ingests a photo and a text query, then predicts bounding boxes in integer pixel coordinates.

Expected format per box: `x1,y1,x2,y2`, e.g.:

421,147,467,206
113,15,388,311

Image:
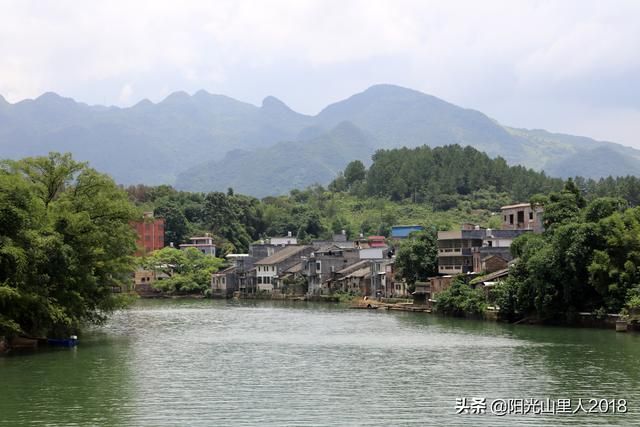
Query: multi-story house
180,235,216,256
132,211,165,256
255,245,314,293
437,225,486,274
501,203,544,232
306,245,361,295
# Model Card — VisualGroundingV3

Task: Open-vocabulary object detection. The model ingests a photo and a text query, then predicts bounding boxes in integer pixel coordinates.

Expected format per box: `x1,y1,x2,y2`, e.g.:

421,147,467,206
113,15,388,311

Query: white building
180,235,216,256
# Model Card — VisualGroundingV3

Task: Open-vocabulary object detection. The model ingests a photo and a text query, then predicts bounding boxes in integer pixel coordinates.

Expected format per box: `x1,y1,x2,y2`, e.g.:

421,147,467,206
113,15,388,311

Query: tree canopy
0,153,138,338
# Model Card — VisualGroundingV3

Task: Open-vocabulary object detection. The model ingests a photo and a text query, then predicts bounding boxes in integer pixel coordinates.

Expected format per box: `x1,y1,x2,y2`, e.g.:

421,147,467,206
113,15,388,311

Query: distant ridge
0,84,638,196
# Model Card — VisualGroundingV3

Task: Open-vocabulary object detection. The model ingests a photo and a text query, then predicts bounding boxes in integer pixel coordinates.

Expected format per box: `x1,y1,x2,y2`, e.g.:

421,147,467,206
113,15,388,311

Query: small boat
47,335,79,348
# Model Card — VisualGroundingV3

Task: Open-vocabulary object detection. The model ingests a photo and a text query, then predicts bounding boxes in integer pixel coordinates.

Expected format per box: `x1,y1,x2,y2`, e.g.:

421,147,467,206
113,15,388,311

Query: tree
0,153,138,338
435,278,486,317
142,247,223,295
394,230,438,291
343,160,366,188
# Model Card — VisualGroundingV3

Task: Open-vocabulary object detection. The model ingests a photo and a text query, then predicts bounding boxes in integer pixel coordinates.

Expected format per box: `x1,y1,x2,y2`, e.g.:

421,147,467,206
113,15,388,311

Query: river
1,299,639,426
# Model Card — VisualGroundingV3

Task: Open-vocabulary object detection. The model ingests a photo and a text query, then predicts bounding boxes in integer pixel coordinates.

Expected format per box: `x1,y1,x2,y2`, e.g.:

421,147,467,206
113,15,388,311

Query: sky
1,0,639,147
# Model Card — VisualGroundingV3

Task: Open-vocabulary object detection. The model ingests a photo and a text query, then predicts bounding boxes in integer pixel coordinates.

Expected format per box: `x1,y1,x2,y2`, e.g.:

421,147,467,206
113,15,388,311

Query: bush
435,279,486,317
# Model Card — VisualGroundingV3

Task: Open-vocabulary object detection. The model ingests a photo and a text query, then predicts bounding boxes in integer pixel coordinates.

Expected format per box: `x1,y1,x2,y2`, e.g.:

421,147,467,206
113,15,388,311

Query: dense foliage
435,279,487,317
394,230,438,290
331,145,565,206
491,182,640,322
0,153,138,338
141,247,224,295
126,181,502,255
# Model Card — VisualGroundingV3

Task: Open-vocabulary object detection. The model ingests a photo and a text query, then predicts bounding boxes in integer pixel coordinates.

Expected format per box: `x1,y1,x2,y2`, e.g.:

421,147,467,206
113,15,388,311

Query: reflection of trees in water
1,337,134,425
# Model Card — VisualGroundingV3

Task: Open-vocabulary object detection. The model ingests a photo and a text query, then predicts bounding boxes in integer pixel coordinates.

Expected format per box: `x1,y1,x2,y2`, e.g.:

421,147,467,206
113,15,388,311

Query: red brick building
132,212,165,256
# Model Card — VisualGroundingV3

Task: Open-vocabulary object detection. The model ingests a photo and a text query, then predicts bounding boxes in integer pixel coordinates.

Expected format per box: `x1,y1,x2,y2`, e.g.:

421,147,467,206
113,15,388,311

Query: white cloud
0,0,639,146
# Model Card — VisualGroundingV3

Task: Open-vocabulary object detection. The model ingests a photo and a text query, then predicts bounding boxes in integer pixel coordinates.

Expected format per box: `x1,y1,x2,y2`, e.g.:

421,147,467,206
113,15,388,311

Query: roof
391,225,424,238
316,244,345,253
336,259,369,275
213,265,236,275
285,262,304,274
500,203,531,210
470,268,510,285
255,245,309,265
347,267,371,279
368,236,386,240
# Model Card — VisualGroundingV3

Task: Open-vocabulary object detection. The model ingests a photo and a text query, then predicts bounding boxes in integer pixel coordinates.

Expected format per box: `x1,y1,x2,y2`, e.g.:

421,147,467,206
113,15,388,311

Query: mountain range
1,84,638,197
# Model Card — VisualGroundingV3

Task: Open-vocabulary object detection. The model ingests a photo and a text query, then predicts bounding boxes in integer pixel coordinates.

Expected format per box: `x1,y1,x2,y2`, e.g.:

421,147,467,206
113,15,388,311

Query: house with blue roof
391,225,424,239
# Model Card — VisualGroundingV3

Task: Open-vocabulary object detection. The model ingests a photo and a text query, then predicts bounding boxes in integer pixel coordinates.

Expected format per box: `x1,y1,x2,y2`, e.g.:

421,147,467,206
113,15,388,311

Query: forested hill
329,145,565,207
2,85,640,197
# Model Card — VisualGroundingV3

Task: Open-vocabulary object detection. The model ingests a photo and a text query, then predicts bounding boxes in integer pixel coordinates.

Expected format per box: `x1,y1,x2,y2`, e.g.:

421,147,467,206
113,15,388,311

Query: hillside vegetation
127,145,640,253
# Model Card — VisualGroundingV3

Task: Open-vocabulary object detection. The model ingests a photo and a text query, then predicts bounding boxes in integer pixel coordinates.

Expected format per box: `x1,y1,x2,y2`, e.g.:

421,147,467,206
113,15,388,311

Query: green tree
142,247,223,295
343,160,366,188
394,230,438,290
0,153,138,338
435,278,486,317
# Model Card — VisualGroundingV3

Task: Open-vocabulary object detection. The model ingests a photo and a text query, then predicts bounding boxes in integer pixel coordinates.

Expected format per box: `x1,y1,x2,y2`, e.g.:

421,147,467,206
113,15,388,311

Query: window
316,261,321,272
257,277,263,284
509,214,514,225
503,215,507,222
529,212,533,220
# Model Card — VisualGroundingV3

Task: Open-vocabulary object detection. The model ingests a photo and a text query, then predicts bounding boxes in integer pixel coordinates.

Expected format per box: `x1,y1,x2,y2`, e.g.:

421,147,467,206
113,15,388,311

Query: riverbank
139,291,640,332
4,298,640,426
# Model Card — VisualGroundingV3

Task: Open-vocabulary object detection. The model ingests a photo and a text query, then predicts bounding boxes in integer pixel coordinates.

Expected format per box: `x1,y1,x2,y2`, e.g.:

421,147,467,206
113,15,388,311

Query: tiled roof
255,245,309,265
336,259,369,275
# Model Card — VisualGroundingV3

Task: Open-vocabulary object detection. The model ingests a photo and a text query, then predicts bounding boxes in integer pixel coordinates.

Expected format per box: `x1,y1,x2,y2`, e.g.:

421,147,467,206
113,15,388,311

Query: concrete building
438,225,531,275
501,203,544,232
132,212,165,256
437,228,485,274
306,244,361,295
180,235,216,256
254,245,314,293
268,231,297,246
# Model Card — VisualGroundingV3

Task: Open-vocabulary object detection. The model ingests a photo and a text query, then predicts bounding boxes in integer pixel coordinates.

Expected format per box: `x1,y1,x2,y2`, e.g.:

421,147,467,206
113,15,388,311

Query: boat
47,335,79,347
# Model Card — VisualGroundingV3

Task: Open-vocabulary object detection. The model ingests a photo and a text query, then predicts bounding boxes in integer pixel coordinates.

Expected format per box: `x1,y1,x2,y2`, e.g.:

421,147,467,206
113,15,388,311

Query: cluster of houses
132,202,544,303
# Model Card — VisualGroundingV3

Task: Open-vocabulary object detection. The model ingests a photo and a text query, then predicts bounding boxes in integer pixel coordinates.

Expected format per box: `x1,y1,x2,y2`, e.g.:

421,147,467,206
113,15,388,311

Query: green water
1,299,639,426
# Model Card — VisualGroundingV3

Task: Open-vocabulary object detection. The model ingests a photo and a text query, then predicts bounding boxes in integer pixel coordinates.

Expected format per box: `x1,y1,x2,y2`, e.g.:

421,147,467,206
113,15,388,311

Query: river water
1,299,639,426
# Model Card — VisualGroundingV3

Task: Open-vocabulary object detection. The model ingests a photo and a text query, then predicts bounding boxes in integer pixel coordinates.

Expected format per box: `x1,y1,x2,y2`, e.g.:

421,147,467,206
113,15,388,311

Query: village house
412,281,431,305
437,225,486,274
501,203,544,233
268,231,297,246
132,211,165,256
306,244,361,295
385,260,407,297
342,264,372,296
180,234,216,256
254,245,314,293
471,228,529,273
211,265,237,298
133,268,170,295
210,254,254,298
390,225,424,240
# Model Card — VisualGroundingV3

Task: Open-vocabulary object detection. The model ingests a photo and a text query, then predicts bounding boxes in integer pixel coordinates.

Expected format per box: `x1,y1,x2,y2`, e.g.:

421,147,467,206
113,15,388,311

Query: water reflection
1,299,638,426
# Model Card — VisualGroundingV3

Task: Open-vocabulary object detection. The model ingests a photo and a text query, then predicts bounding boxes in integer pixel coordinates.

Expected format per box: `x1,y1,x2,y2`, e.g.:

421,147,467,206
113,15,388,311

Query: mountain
0,90,312,184
1,84,639,195
175,121,375,197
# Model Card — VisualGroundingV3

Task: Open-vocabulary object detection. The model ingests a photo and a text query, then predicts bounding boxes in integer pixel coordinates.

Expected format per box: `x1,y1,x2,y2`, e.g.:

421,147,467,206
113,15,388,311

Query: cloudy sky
1,0,639,147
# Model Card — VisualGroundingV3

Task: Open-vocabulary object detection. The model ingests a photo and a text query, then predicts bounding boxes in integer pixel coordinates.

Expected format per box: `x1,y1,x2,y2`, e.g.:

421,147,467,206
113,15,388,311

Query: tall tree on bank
394,230,438,292
0,153,138,338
